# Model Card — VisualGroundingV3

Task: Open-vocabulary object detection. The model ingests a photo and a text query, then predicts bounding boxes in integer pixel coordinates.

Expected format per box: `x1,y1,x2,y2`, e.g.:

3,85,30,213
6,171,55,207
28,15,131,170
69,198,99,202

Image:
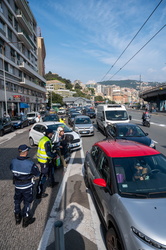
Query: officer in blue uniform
10,144,40,228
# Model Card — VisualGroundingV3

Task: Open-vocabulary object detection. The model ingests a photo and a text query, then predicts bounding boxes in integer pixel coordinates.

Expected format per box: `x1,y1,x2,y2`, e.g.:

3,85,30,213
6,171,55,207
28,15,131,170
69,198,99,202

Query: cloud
161,66,166,72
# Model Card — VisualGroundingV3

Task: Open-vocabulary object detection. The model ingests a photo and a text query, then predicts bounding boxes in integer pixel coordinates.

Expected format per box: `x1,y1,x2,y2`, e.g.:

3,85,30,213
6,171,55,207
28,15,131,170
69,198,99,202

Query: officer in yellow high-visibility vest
36,128,58,199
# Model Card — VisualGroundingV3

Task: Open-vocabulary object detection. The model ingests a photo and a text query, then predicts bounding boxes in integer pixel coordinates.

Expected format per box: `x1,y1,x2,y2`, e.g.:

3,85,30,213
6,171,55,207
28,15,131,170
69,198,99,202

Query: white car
27,112,40,124
29,121,82,151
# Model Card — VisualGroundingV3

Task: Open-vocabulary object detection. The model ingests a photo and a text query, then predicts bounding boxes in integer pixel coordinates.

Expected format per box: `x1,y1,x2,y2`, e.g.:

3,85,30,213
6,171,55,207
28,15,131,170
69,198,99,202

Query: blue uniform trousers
14,186,33,217
36,162,55,195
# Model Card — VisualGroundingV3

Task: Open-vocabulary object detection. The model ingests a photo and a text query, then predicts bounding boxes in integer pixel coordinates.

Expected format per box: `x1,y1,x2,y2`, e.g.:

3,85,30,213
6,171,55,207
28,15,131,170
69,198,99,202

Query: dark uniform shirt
10,156,40,189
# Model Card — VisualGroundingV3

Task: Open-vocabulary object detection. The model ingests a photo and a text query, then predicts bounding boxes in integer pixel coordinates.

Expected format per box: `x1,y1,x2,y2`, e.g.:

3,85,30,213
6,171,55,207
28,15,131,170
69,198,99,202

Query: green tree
48,92,64,108
75,83,82,90
88,88,95,95
95,96,104,101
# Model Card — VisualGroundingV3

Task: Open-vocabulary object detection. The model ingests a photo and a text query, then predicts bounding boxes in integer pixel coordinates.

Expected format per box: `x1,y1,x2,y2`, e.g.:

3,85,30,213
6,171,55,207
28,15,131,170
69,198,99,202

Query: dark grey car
106,123,155,148
0,117,14,136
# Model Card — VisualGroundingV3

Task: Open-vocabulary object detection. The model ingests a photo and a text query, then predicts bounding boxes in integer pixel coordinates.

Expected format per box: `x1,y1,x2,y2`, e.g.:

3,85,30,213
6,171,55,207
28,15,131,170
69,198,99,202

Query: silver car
84,139,166,249
73,115,94,136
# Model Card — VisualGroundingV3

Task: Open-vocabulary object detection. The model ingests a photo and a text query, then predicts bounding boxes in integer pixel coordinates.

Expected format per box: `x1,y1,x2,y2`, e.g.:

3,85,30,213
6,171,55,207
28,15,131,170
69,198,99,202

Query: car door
32,124,44,144
4,117,11,132
92,152,113,218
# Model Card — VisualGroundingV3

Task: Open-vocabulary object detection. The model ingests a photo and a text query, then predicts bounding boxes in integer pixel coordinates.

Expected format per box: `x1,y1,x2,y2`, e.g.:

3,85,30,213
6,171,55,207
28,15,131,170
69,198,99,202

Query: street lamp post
2,45,8,116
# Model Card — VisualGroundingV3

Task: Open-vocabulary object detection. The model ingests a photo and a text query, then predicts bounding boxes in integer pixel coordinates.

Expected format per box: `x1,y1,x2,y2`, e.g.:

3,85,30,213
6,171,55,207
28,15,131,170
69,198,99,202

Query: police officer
10,144,40,227
36,128,58,199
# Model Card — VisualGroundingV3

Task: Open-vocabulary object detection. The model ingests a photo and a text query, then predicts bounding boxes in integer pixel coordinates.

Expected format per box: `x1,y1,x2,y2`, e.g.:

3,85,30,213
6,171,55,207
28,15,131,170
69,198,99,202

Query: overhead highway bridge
139,83,166,111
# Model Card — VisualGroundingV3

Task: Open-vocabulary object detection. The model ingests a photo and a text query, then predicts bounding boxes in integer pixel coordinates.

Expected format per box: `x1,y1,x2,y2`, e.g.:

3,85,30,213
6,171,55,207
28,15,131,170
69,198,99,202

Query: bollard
54,220,65,250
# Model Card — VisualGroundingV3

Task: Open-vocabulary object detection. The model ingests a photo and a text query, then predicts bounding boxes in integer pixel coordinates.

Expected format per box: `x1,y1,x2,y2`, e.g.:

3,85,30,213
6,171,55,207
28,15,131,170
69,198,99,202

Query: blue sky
28,0,166,84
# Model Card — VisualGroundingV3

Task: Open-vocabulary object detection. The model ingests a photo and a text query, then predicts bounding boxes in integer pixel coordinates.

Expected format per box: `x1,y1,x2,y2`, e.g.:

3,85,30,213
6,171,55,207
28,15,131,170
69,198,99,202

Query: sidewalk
38,149,106,250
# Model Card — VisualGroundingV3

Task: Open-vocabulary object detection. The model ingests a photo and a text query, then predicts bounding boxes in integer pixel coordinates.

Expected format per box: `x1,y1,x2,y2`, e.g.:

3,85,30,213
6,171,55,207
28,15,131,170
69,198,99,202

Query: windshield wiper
147,191,166,197
120,192,148,198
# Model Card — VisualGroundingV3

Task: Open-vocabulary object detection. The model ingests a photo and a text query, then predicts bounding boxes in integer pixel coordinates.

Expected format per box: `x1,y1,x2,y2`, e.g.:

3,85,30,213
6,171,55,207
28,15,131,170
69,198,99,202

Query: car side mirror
92,121,95,123
145,133,148,136
129,115,132,120
93,178,106,187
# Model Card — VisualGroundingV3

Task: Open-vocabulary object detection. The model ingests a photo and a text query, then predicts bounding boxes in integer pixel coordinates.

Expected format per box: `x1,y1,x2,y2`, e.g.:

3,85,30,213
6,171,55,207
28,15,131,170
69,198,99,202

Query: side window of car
91,146,101,165
33,124,41,132
40,126,46,133
97,153,110,182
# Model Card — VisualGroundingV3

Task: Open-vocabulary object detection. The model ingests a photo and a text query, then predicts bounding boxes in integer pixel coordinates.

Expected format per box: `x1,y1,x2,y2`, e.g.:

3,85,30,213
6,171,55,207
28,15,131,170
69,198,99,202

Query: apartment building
0,0,46,117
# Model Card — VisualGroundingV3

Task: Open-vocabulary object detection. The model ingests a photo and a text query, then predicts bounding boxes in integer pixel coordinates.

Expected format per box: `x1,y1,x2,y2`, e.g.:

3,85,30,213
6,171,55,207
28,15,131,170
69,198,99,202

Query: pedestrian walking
36,128,58,199
10,144,40,228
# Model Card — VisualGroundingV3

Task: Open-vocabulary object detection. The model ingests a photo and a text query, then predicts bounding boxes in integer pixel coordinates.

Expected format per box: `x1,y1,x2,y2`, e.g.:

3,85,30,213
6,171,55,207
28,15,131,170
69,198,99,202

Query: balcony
15,0,34,23
16,10,33,35
19,61,46,83
20,78,46,93
17,31,33,50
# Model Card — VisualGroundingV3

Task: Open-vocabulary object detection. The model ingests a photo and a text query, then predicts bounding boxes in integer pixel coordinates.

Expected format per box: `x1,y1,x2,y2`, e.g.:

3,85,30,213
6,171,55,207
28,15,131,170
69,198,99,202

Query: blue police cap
18,144,31,152
45,128,54,135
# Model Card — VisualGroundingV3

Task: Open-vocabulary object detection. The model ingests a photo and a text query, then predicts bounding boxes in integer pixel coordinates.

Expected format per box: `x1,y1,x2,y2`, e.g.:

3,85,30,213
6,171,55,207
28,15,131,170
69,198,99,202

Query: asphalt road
0,112,166,249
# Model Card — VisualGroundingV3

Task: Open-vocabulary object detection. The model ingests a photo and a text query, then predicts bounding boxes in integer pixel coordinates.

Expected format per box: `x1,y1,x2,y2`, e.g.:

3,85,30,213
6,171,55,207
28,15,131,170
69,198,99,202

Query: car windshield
11,116,22,121
75,118,91,124
87,109,94,113
47,124,72,132
117,125,145,137
27,113,36,117
105,111,128,120
71,113,80,118
43,115,59,121
113,154,166,198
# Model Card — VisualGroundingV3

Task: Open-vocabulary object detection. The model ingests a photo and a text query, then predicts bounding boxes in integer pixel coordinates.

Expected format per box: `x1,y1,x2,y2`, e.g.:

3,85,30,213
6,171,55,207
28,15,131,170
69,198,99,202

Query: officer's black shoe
22,216,36,228
15,213,22,225
36,193,48,199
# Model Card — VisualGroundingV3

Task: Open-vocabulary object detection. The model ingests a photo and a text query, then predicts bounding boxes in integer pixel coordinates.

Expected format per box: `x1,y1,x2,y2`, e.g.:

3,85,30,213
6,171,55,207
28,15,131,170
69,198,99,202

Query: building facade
0,0,46,117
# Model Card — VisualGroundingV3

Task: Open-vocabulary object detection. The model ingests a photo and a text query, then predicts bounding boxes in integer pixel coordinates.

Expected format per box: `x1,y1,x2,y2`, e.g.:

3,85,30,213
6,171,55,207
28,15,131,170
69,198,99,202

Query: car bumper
70,140,82,150
78,130,94,136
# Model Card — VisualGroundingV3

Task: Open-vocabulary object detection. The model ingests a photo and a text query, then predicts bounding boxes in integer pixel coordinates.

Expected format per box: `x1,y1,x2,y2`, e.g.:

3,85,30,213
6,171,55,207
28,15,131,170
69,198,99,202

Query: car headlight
150,140,155,148
90,126,93,130
132,226,166,249
75,127,79,132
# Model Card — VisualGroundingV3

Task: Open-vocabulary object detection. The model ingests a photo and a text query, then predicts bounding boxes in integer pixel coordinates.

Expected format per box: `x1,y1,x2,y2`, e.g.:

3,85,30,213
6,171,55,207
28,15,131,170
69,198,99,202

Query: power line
108,24,166,80
100,0,164,82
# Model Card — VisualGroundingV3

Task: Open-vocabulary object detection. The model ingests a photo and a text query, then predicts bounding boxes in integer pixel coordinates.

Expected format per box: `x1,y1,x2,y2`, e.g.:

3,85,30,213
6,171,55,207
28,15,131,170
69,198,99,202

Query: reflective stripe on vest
37,136,52,163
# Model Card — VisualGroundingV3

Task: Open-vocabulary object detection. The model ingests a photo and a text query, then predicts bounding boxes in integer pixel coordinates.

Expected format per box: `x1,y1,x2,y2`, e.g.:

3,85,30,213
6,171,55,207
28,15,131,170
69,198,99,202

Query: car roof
33,121,63,126
75,115,90,119
113,123,137,127
95,139,160,158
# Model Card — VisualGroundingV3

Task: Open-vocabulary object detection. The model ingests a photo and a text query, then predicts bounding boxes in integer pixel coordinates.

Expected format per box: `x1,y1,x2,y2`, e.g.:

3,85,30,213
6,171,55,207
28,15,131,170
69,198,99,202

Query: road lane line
132,119,166,127
80,146,106,250
37,151,76,250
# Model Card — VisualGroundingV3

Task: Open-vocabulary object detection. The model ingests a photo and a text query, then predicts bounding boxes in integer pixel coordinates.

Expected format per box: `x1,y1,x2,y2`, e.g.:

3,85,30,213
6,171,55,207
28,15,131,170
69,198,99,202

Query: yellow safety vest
37,136,52,163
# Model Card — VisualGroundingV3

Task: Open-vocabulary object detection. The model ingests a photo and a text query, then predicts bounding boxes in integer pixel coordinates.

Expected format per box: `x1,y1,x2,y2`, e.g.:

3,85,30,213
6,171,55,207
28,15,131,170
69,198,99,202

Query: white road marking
37,151,76,250
80,146,106,250
132,119,166,127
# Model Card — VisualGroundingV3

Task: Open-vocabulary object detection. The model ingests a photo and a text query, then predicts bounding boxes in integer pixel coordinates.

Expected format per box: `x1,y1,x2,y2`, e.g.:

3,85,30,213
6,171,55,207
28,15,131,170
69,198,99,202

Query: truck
96,104,131,134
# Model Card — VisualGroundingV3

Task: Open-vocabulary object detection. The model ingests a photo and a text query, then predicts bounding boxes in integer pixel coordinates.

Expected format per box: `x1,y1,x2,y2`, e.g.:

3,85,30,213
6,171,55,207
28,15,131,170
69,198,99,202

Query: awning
20,102,29,108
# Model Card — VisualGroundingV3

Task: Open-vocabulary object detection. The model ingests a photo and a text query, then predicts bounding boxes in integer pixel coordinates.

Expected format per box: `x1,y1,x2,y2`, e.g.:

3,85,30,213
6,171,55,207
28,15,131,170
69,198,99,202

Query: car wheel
84,166,90,188
29,137,35,146
106,228,123,250
0,130,4,136
11,126,14,132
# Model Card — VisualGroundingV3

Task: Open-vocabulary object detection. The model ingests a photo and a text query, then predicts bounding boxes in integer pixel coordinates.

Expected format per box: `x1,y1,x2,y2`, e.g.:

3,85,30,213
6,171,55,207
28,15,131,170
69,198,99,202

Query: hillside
97,80,160,89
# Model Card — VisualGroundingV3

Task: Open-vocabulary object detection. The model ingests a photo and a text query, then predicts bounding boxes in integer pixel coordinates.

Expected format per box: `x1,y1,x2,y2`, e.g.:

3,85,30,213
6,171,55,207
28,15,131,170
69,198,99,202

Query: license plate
72,143,79,147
